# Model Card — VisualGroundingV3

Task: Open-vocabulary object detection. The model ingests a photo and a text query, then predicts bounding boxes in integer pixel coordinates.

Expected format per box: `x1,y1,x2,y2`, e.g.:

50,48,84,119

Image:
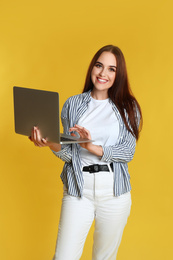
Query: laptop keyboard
61,137,77,142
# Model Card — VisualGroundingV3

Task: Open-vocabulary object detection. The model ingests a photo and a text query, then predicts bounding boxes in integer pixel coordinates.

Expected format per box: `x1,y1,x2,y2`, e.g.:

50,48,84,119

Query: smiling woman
91,51,117,99
83,45,142,140
30,45,143,260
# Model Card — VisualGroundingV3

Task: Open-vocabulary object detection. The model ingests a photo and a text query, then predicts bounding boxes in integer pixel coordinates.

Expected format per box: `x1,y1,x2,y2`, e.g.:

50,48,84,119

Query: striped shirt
52,90,139,197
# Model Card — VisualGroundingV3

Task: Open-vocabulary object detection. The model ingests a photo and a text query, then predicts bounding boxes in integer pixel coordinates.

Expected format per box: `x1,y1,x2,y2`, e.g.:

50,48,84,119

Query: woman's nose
99,68,106,77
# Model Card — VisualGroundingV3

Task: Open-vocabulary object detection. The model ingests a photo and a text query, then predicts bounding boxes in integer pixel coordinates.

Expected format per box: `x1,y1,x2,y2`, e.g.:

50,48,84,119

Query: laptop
13,86,93,144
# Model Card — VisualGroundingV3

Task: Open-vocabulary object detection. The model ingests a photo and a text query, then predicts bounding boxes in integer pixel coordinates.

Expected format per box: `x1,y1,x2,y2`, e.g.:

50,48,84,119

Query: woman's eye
109,68,116,72
95,63,102,68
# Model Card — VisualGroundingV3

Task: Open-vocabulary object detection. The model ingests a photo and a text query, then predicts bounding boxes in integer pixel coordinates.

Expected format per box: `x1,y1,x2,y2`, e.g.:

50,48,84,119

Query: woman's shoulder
64,91,91,105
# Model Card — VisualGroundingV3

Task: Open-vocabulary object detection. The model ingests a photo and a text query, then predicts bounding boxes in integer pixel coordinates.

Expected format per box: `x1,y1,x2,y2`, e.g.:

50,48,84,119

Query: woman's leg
92,191,131,260
53,190,95,260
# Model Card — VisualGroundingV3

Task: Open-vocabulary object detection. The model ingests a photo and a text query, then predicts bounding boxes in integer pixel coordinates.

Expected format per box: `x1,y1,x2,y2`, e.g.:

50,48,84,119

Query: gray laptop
13,86,93,144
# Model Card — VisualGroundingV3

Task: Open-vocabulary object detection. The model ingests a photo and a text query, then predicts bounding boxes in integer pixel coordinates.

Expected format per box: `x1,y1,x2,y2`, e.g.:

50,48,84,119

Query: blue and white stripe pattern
52,90,139,197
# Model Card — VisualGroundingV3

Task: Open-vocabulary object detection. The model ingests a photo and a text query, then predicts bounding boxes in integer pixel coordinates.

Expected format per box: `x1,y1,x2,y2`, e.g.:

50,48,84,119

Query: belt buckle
93,164,99,172
89,164,99,173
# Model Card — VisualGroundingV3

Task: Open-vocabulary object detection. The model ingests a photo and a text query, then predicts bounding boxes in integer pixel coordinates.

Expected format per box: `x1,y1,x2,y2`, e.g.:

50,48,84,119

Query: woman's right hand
29,126,61,152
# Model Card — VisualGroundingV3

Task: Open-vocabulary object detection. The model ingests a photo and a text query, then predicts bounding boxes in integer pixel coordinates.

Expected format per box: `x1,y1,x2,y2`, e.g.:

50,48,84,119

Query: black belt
83,163,113,173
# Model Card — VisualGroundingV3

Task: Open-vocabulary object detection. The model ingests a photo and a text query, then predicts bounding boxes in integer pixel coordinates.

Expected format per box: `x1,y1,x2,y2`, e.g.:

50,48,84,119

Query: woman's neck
91,90,109,100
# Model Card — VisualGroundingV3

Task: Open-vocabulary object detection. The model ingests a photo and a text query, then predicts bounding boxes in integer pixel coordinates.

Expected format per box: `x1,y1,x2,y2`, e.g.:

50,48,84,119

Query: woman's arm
29,127,72,163
70,124,136,163
101,133,136,163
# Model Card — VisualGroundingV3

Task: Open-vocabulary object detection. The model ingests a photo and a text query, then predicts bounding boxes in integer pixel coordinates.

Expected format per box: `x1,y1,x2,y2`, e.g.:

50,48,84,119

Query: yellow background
0,0,173,259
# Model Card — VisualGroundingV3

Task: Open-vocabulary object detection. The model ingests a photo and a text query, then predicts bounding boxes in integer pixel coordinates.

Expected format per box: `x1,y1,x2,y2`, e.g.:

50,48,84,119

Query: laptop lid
13,86,93,144
13,86,61,143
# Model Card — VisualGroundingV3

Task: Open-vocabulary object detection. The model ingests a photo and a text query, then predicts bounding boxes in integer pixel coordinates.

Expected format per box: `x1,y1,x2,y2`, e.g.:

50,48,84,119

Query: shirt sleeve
101,130,136,163
101,106,140,163
51,144,72,163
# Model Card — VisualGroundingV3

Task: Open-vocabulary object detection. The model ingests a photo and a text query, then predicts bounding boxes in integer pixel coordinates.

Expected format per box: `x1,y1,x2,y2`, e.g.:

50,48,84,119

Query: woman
30,45,142,260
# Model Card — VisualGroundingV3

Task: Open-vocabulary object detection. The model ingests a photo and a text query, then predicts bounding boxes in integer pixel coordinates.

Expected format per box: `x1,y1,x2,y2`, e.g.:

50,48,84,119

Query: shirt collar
82,90,92,104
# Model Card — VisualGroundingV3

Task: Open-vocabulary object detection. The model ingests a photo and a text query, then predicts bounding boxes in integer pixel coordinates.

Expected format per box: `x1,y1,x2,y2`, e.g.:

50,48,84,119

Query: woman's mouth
96,77,108,84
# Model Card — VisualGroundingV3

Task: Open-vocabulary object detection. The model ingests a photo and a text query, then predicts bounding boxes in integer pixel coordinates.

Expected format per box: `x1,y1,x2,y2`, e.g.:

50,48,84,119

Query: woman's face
91,51,117,95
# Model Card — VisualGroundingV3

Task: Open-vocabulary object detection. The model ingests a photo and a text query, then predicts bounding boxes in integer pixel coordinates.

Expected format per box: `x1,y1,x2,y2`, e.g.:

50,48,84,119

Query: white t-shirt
78,97,119,167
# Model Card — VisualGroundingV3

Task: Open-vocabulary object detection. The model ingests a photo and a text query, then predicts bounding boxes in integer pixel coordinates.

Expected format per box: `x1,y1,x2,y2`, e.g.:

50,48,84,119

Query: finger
41,138,48,145
31,126,39,142
71,128,87,138
33,128,40,146
69,127,76,132
71,128,85,138
83,129,91,138
33,127,43,147
69,124,84,130
34,126,37,140
35,127,41,142
77,126,91,139
35,129,47,147
70,126,85,133
74,124,84,129
74,125,88,133
29,127,43,147
76,126,90,137
71,125,84,133
69,125,91,139
71,133,77,137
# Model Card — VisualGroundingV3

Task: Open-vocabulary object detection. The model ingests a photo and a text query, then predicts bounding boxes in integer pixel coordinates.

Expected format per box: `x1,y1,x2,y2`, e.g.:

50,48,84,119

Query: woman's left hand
69,124,92,150
69,124,103,157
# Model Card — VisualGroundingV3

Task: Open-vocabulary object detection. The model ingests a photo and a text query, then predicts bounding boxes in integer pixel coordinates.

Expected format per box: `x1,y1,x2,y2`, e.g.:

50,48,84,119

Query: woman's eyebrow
96,61,117,68
109,65,117,68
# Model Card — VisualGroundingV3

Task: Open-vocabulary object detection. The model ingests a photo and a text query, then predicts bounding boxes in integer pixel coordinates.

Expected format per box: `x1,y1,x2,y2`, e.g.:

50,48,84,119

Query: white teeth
98,78,107,83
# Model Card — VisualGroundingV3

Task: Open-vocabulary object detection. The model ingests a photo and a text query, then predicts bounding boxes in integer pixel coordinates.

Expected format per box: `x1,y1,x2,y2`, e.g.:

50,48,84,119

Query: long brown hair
83,45,142,140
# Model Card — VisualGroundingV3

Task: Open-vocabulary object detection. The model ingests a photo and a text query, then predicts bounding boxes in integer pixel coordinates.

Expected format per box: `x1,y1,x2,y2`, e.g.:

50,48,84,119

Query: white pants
53,170,131,260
